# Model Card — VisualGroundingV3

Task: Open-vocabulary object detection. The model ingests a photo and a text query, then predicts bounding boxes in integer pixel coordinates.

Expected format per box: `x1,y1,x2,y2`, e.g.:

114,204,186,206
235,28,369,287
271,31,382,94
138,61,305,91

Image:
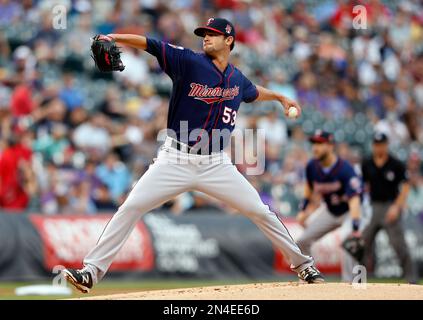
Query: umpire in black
361,132,417,283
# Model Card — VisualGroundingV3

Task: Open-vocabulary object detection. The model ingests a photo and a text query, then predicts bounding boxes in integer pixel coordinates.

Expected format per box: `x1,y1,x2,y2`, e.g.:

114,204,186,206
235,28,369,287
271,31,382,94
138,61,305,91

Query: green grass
0,279,269,300
0,278,421,300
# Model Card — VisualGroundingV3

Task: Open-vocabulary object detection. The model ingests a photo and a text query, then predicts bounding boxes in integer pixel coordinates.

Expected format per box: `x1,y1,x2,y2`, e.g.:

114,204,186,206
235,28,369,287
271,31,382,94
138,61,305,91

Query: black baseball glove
342,235,365,263
90,35,125,72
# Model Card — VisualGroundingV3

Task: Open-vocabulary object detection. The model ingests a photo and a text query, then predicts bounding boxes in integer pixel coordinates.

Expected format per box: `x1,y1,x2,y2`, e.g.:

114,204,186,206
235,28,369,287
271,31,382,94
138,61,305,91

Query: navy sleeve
341,162,362,198
145,38,190,80
241,73,259,103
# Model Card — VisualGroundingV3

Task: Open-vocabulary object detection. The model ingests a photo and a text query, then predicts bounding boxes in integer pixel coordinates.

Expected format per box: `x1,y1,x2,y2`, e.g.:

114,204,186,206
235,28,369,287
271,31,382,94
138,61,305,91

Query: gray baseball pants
83,137,315,282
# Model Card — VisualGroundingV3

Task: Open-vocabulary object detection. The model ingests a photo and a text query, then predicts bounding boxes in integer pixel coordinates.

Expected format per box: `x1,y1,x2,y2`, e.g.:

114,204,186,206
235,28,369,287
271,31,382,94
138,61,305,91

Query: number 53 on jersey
222,106,237,126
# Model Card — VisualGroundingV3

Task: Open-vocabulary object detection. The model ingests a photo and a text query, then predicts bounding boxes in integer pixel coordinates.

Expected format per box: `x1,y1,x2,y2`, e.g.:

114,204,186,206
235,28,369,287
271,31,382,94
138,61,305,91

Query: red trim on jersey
197,104,214,144
194,97,225,104
194,67,223,146
211,102,223,138
209,99,223,146
227,64,235,89
227,65,234,86
209,64,235,144
211,100,223,132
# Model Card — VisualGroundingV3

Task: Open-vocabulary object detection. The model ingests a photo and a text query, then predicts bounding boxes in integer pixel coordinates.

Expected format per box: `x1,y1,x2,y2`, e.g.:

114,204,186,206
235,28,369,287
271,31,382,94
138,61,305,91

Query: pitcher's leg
197,163,315,273
84,162,192,281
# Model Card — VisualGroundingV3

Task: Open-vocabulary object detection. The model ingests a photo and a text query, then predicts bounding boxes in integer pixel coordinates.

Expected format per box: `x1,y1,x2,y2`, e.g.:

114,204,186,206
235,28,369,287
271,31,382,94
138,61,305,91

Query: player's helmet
194,18,236,51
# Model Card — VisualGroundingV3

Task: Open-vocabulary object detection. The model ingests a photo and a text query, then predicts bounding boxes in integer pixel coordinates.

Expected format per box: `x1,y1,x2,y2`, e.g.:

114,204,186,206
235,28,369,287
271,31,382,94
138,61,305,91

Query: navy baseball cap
194,18,235,50
309,130,334,144
373,132,389,144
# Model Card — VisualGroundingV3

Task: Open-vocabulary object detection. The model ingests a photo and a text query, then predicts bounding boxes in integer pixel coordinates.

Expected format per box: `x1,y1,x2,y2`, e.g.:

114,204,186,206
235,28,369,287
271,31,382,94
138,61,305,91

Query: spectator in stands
257,108,288,148
95,152,131,205
0,0,422,216
374,94,410,146
59,73,85,111
64,179,97,215
72,112,111,159
0,0,22,27
0,131,36,211
32,123,70,163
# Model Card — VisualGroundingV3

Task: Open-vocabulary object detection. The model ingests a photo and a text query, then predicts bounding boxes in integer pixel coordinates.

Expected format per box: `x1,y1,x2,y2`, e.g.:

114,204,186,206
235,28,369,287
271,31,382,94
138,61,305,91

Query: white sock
82,264,99,284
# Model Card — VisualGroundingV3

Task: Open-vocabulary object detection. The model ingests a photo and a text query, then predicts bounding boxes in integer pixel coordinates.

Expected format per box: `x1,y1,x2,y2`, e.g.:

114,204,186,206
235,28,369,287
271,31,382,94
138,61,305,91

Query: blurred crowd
0,0,423,217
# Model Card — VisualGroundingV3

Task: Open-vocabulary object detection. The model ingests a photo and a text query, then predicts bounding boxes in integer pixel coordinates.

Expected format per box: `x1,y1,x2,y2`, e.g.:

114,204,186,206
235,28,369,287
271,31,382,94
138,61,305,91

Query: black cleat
298,266,325,284
62,268,93,293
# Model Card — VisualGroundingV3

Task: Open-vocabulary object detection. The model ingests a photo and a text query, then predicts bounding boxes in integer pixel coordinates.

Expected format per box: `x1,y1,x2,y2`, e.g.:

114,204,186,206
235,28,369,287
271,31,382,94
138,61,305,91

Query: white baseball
288,107,298,118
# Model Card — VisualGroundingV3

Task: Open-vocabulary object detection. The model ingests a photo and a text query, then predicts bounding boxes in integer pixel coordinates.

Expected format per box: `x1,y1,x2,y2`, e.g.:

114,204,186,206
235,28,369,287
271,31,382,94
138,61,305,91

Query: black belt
170,139,210,155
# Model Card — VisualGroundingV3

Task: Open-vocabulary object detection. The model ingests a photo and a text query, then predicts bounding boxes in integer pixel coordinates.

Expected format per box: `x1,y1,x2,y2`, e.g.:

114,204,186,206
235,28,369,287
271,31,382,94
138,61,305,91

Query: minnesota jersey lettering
188,83,240,104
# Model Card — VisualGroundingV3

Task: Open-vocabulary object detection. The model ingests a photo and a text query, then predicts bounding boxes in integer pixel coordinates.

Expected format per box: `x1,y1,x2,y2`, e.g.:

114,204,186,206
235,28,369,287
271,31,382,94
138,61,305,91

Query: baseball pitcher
63,18,324,293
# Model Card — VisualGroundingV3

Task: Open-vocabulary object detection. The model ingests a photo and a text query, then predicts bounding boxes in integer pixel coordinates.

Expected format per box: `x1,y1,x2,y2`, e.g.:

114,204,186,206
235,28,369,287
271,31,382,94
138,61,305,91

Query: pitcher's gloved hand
90,34,125,72
342,234,365,263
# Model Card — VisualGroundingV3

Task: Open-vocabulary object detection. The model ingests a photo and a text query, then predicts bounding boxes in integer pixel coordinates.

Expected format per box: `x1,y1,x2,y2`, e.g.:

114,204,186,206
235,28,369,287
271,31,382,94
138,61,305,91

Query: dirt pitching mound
76,282,423,300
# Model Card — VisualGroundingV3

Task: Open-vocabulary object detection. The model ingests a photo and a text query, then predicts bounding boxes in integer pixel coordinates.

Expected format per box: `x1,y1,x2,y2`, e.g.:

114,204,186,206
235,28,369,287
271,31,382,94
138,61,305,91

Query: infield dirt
73,282,423,300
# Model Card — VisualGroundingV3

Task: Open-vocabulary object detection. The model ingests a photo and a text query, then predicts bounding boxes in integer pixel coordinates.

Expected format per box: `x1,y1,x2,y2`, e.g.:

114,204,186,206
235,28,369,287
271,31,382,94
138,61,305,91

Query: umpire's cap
194,18,235,51
373,132,389,144
309,130,335,144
